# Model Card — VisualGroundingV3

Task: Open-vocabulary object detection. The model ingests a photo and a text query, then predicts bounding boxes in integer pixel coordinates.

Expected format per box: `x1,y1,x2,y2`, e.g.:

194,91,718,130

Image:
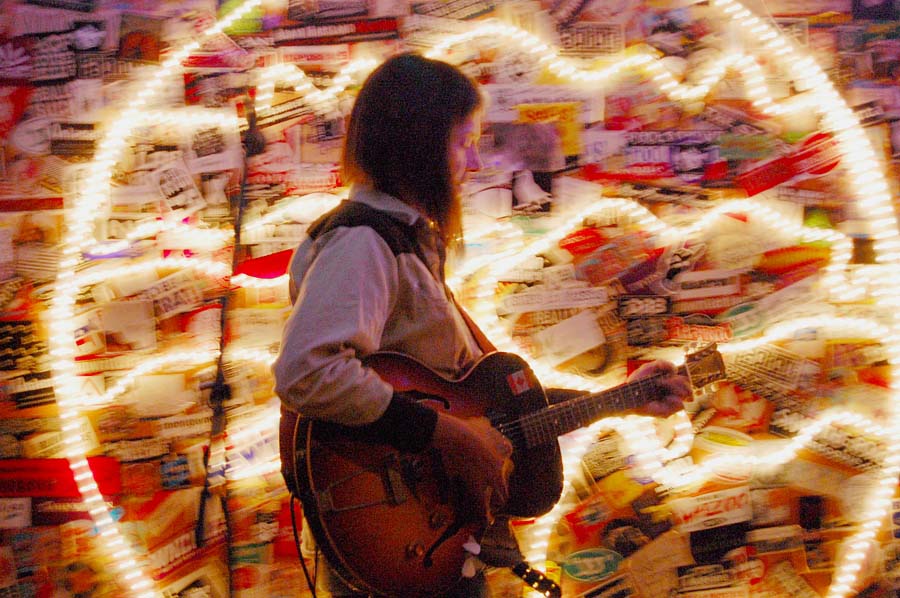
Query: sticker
542,264,576,287
669,486,752,532
72,309,106,356
0,86,31,140
400,14,469,49
506,369,531,396
559,227,609,256
562,548,623,582
673,269,743,301
287,0,367,21
516,102,583,156
151,161,206,220
565,492,624,542
0,457,120,497
500,286,609,314
184,121,242,173
49,121,99,157
486,84,602,124
737,132,841,196
279,44,352,65
617,295,670,319
29,30,76,83
677,564,734,592
118,14,163,63
155,410,214,440
8,116,49,154
0,36,33,83
27,82,72,117
410,0,494,20
533,309,606,366
746,525,803,554
626,317,668,346
0,498,31,529
665,316,732,343
274,17,400,45
558,22,624,57
25,0,95,11
581,128,627,166
253,92,314,130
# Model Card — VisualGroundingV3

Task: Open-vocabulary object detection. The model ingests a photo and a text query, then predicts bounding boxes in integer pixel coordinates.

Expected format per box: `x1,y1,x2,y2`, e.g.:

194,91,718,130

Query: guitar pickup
382,455,408,505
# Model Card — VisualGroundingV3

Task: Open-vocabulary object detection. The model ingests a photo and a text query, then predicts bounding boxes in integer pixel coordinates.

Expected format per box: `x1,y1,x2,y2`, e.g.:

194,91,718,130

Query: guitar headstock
511,562,561,598
683,343,727,389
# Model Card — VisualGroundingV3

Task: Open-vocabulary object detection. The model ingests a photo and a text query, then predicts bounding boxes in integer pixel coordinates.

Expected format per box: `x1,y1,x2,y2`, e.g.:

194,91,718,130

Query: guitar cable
289,411,320,598
290,492,319,598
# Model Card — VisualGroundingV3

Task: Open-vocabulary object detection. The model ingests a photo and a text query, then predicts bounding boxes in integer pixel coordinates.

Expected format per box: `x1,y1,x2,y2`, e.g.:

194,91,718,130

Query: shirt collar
348,185,428,228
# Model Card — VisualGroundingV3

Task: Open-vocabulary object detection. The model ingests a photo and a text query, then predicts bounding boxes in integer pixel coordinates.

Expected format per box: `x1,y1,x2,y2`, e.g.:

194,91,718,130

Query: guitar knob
428,512,447,529
405,542,426,559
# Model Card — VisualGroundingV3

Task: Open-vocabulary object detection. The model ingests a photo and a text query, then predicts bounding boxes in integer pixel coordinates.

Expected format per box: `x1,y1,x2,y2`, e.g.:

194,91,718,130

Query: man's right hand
431,412,514,524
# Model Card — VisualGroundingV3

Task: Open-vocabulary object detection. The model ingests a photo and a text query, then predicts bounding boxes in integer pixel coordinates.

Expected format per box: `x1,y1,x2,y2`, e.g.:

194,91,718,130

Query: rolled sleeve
273,227,399,425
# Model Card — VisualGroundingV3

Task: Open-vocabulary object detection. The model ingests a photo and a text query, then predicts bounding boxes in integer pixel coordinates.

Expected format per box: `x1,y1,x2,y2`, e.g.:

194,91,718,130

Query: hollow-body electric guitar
282,345,725,597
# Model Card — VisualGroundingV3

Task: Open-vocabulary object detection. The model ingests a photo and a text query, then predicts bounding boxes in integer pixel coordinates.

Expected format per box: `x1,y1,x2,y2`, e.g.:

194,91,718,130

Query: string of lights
50,0,900,595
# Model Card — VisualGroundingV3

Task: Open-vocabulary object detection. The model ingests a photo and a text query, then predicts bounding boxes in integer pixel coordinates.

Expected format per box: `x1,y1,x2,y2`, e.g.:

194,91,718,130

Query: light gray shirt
273,186,483,424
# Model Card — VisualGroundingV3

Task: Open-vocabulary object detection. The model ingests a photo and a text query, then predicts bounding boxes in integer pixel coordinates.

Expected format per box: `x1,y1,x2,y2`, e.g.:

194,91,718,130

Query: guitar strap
452,297,496,353
308,199,496,354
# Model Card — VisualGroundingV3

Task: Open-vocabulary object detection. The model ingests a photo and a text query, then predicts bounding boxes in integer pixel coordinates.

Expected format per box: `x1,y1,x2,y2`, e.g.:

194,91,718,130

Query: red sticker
737,132,841,197
0,86,31,140
559,227,608,256
507,370,531,396
0,457,121,498
789,132,840,176
736,155,793,197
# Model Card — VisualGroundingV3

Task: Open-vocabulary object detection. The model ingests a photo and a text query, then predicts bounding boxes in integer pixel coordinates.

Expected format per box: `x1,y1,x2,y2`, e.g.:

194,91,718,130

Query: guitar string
496,373,666,447
500,350,714,446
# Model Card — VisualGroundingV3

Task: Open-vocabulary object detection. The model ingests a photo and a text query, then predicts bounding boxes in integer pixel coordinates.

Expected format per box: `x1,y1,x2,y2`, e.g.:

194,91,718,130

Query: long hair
341,53,482,247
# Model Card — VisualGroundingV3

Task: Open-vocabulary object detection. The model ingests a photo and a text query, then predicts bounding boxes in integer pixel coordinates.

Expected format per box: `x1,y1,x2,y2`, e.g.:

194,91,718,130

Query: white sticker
501,286,609,314
152,160,206,220
673,269,744,301
0,498,31,529
533,310,605,366
669,485,753,532
542,264,577,288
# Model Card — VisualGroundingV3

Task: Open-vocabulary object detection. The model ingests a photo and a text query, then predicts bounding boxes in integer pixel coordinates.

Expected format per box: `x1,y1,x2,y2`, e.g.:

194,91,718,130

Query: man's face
449,111,483,187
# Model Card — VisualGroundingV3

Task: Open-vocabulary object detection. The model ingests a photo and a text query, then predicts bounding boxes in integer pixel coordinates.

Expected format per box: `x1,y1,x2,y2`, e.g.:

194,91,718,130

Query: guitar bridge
313,454,409,513
383,461,408,505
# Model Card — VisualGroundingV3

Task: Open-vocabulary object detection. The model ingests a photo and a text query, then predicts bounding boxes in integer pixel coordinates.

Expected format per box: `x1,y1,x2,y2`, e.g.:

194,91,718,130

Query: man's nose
466,144,482,171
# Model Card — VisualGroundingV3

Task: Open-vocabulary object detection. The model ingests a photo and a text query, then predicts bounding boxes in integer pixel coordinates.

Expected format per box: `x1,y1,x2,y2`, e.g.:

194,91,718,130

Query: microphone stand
193,93,267,596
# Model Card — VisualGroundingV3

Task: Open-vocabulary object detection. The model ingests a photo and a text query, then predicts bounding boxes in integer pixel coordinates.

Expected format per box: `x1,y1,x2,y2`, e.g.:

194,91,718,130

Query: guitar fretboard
501,372,667,448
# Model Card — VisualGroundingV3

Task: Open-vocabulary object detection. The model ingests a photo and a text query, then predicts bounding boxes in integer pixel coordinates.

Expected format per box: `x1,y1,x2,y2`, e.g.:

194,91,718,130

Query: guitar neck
518,370,672,448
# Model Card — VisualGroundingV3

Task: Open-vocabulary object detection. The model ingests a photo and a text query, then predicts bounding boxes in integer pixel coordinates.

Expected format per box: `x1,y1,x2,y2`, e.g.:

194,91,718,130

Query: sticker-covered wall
1,0,900,597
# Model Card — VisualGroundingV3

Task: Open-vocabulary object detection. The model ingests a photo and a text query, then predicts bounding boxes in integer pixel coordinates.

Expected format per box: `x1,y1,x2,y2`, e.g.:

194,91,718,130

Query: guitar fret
578,397,594,428
585,400,596,428
631,382,642,407
566,408,579,439
519,371,672,448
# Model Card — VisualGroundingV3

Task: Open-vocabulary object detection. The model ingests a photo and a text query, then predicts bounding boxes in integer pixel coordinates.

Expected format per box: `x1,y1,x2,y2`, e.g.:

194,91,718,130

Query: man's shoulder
308,200,419,257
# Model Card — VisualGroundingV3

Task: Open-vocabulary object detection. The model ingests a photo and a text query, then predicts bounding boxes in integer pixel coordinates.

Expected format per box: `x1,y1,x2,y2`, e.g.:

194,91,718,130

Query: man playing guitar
273,52,691,598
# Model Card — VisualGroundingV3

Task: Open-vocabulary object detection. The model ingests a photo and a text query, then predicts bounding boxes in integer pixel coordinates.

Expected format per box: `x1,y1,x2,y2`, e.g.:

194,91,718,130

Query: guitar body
364,351,564,519
282,351,562,597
